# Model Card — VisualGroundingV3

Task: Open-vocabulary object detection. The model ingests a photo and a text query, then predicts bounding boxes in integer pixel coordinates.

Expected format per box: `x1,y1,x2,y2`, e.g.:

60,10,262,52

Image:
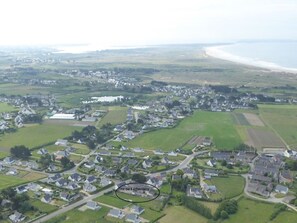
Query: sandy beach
205,45,297,74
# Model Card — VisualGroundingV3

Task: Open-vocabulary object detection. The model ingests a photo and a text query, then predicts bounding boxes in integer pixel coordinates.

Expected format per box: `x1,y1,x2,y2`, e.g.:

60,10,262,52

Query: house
147,177,162,188
161,157,171,165
107,209,125,219
187,185,203,198
42,188,53,195
100,178,112,187
0,164,4,171
104,169,117,177
6,168,18,175
202,137,212,146
68,173,82,182
83,183,97,193
204,169,219,177
48,173,62,183
54,150,69,160
84,161,95,169
168,151,177,156
207,160,216,167
279,170,293,183
203,184,217,193
112,157,122,165
27,183,41,192
41,194,52,203
67,182,80,190
127,159,138,166
142,159,152,169
16,185,27,194
275,185,289,194
60,192,71,201
154,149,164,155
122,152,135,158
115,182,126,190
247,182,269,197
56,179,68,187
85,175,97,184
130,205,145,215
124,131,136,140
47,163,58,172
133,147,144,153
172,174,182,181
126,213,141,223
183,168,197,179
3,156,15,165
95,165,106,173
121,165,130,174
37,148,48,155
9,211,26,223
86,201,101,210
284,149,297,158
55,139,68,146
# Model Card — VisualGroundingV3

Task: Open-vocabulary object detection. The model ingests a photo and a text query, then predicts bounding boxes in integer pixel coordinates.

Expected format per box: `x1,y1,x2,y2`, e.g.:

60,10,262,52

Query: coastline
204,45,297,74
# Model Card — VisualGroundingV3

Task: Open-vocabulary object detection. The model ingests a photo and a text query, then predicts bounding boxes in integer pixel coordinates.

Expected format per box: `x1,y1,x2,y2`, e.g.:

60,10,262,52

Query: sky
0,0,296,46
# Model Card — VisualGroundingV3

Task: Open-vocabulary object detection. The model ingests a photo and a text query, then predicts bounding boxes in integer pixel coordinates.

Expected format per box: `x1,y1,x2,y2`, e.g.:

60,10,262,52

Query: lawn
95,192,130,209
0,174,29,190
209,176,245,199
0,102,17,112
160,206,208,223
45,206,111,223
71,143,90,155
0,123,82,149
258,104,297,147
97,106,128,127
31,199,58,213
121,111,242,151
0,171,46,190
95,192,164,222
224,197,297,223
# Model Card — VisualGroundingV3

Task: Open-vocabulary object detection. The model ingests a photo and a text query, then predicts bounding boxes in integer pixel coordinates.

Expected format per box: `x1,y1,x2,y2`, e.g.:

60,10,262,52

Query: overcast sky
0,0,296,46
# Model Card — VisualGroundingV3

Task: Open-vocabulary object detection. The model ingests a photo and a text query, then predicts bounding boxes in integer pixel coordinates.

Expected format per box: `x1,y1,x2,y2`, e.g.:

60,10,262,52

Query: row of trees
181,195,213,219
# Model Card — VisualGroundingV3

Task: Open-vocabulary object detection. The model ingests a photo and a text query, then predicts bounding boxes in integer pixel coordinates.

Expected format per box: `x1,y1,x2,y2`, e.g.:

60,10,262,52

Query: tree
176,169,184,176
60,157,73,169
221,160,227,166
221,210,229,219
132,173,147,183
39,154,52,168
10,145,31,159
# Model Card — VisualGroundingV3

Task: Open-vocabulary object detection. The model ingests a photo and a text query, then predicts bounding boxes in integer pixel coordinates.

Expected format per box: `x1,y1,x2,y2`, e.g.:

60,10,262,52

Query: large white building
50,113,75,120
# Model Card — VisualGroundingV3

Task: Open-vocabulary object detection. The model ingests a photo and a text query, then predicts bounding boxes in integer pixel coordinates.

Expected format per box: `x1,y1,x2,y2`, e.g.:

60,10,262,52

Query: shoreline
204,45,297,74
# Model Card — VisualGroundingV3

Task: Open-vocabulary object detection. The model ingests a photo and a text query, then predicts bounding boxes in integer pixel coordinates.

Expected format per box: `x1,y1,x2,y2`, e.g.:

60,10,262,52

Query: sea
217,41,297,70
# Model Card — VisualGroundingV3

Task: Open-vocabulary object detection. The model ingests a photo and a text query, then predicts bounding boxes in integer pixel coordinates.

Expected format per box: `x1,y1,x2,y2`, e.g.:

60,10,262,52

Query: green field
160,206,208,223
259,104,297,147
97,106,128,127
207,176,245,199
225,198,297,223
0,124,82,150
121,111,242,151
45,206,111,223
0,102,17,112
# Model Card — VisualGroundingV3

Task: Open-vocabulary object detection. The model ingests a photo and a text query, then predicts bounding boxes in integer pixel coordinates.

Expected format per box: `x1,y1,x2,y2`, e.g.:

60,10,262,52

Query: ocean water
219,42,297,70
